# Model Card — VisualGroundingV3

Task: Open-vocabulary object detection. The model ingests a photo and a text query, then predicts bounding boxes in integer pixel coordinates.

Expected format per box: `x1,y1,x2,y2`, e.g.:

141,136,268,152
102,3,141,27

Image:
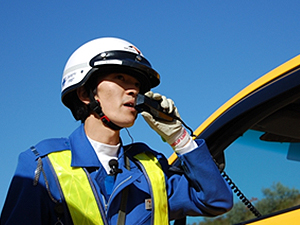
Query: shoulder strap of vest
134,152,169,225
48,150,104,225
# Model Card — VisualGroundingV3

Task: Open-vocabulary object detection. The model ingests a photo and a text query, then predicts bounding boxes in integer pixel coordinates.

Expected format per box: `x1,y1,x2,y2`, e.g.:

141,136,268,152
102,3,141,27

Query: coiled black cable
221,171,262,218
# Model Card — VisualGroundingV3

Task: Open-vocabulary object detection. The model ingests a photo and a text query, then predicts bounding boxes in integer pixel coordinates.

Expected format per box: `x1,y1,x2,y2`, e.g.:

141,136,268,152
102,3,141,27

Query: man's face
94,73,141,128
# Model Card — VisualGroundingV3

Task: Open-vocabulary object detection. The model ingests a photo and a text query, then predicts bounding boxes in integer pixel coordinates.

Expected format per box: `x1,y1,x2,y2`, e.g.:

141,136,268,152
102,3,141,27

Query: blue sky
1,1,300,223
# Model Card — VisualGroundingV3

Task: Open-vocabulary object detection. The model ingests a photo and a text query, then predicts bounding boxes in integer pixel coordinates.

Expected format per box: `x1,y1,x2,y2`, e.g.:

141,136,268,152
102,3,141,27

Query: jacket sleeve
0,150,57,225
162,139,233,220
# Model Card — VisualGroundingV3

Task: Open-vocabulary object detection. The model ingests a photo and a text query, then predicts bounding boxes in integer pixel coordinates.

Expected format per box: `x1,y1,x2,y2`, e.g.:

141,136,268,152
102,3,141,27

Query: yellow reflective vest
48,150,168,225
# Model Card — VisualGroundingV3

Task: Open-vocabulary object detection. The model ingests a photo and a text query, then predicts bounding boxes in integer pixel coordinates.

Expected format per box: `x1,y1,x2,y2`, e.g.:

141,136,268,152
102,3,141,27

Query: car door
169,54,300,224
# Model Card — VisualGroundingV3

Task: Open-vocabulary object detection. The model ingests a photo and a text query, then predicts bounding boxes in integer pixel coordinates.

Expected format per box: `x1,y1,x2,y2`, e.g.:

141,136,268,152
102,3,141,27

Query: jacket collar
68,125,148,198
68,124,137,170
69,124,102,168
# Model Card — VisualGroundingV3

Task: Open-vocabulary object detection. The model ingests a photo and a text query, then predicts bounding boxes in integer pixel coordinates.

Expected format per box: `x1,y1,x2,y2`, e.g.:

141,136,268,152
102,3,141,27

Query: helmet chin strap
87,91,122,131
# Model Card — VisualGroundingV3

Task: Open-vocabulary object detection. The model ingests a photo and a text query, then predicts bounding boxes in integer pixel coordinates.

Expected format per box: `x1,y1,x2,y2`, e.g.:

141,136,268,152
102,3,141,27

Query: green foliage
255,182,300,215
188,182,300,225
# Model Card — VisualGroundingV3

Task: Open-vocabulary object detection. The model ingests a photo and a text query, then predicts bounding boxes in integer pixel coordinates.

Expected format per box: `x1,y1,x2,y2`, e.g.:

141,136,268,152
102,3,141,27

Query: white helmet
61,37,160,109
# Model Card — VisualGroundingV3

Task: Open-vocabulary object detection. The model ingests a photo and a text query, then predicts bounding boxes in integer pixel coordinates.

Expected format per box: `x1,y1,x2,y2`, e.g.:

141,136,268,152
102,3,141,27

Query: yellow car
169,54,300,224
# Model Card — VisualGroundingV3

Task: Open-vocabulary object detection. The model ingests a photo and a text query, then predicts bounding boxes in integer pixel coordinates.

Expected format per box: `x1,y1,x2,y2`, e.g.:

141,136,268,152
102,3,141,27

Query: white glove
141,91,193,152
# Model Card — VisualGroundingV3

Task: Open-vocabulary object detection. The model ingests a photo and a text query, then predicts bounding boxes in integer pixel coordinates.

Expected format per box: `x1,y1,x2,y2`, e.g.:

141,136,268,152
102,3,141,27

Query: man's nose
126,86,139,97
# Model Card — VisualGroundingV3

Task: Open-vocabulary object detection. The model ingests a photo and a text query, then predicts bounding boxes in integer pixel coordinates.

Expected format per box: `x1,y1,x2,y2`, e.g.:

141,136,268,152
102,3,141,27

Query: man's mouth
124,101,135,108
124,103,134,107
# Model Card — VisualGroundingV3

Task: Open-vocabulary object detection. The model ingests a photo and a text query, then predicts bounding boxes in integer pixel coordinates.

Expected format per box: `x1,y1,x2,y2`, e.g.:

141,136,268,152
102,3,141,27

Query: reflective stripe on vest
48,150,168,225
134,152,169,224
48,151,104,225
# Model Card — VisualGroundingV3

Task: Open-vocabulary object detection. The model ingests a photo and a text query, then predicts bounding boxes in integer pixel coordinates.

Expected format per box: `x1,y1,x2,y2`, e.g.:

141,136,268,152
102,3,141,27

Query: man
0,37,233,224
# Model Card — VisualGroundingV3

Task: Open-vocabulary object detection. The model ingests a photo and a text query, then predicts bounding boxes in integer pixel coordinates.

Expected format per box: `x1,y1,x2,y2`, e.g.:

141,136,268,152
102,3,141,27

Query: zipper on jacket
105,175,132,215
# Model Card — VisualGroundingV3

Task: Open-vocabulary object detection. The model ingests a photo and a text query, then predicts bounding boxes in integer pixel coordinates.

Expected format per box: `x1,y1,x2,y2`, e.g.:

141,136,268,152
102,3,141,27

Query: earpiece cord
114,128,134,163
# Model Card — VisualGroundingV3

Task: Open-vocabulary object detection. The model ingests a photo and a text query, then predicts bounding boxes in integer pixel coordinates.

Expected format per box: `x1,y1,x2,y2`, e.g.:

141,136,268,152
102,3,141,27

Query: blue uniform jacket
0,124,233,224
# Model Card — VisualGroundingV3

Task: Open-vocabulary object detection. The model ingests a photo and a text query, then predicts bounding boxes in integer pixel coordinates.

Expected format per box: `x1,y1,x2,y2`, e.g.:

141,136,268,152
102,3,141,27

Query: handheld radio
135,94,176,122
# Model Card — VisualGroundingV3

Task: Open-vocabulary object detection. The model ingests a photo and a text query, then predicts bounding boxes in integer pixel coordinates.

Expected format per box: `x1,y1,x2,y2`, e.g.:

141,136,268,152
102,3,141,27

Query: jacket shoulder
30,138,70,157
125,142,169,168
124,142,157,156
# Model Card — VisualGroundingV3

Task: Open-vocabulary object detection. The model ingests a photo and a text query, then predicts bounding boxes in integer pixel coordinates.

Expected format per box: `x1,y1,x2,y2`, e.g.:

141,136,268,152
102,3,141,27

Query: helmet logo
129,45,141,55
62,78,66,88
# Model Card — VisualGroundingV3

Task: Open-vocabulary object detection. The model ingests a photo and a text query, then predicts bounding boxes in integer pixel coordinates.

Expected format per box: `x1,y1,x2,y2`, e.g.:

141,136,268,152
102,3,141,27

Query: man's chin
114,119,136,129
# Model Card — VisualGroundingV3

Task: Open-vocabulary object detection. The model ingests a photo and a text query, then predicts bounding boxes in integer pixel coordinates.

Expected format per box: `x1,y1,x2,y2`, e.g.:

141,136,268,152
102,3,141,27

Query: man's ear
77,86,90,105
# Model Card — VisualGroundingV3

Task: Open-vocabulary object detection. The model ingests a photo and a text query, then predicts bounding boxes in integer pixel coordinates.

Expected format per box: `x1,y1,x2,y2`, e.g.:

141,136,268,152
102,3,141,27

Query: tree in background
195,182,300,225
255,182,300,215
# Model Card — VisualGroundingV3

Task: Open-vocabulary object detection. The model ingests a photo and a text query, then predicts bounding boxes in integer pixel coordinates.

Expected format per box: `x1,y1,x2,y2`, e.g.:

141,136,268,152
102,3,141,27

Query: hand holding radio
138,91,193,151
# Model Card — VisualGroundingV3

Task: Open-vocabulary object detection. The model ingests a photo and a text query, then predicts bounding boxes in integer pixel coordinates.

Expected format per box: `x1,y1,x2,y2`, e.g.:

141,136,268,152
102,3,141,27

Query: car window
223,129,300,223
